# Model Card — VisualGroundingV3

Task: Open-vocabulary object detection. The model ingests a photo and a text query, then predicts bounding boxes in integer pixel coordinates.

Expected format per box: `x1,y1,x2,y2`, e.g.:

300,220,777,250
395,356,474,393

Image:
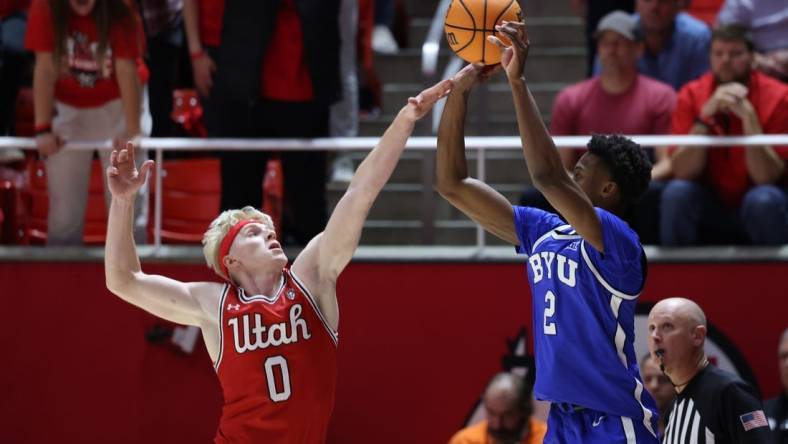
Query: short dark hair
711,24,755,52
586,134,652,206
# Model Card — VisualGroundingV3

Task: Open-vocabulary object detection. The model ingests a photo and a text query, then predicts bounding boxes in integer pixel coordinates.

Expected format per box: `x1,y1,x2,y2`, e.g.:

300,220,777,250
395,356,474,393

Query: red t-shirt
196,0,313,101
551,75,676,136
260,0,313,101
214,268,337,443
24,0,144,108
671,71,788,207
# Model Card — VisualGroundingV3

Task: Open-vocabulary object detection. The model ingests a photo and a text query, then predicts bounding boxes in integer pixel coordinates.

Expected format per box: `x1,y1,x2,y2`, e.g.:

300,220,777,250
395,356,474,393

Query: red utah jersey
214,268,338,443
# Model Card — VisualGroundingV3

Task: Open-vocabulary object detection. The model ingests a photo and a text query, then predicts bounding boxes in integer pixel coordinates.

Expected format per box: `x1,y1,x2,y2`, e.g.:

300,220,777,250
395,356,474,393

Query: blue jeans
660,180,788,245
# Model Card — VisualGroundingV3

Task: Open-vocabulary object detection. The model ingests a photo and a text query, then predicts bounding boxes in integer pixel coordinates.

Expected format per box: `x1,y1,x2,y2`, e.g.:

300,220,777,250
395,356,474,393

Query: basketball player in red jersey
104,78,452,443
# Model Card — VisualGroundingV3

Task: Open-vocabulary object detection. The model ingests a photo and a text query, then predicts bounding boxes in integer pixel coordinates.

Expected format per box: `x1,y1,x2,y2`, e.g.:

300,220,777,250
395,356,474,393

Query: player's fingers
110,149,118,166
436,78,453,98
137,160,155,183
118,148,128,163
107,165,119,177
487,35,506,49
126,144,136,166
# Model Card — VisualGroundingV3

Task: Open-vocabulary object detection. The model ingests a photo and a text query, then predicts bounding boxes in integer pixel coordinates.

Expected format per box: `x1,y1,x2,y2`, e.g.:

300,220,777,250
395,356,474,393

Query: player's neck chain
670,356,709,390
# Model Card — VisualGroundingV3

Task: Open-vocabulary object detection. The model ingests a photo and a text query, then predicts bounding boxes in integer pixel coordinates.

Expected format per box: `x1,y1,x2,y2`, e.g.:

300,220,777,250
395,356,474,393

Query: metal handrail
421,0,453,78
3,134,787,250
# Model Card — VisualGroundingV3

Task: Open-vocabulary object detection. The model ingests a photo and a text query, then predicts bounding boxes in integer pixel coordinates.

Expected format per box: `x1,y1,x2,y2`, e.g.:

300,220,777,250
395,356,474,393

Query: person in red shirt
662,24,788,245
104,79,452,444
25,0,150,245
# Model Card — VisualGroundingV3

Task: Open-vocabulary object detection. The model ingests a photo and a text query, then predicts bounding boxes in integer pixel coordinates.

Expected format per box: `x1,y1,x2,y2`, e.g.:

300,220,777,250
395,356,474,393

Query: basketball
444,0,522,65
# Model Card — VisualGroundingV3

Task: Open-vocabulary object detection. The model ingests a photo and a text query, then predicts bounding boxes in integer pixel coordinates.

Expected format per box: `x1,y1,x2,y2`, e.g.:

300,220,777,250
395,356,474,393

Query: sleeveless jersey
513,206,659,435
214,268,338,443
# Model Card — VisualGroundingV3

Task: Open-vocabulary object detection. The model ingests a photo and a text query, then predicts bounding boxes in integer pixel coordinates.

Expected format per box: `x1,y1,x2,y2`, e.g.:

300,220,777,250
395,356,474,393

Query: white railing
1,134,787,251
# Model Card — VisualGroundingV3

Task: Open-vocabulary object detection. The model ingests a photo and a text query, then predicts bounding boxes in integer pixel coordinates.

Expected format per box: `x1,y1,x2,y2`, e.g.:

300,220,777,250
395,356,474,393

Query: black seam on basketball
482,0,488,63
492,0,517,40
457,0,477,52
444,0,476,55
444,23,498,32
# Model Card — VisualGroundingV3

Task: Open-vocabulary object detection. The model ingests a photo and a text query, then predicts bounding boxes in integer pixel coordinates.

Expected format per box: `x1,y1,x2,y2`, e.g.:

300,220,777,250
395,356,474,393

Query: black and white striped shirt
663,365,770,444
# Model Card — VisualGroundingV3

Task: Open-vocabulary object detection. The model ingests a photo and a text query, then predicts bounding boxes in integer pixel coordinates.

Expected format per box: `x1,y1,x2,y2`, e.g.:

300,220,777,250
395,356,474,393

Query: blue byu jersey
514,206,658,430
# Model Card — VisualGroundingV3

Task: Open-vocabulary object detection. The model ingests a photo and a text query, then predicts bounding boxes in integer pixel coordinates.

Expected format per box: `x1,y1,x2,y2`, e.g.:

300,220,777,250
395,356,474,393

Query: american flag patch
739,410,768,431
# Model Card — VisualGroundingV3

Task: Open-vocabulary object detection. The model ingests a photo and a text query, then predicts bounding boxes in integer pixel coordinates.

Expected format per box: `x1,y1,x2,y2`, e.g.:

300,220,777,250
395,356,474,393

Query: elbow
530,169,569,190
105,271,137,299
435,176,462,199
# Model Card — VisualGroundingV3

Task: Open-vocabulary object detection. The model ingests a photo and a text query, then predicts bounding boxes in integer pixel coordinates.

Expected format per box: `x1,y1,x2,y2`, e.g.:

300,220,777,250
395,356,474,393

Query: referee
647,298,770,443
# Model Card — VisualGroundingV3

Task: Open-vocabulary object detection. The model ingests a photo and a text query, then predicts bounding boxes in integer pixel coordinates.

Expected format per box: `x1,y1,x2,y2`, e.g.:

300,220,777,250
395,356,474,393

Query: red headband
218,219,254,281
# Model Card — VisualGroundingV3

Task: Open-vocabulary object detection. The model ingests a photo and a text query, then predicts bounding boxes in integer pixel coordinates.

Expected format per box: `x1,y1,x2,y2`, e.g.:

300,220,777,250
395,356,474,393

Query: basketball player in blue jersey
435,17,660,444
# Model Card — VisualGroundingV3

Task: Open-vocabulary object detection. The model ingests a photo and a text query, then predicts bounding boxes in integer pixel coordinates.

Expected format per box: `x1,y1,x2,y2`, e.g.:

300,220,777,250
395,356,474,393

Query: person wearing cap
662,24,788,246
647,297,771,442
522,10,676,244
592,0,710,91
102,78,453,443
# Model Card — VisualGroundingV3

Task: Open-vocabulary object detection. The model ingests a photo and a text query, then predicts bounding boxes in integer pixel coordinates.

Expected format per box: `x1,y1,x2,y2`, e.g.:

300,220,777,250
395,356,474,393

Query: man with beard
448,373,546,444
661,24,788,246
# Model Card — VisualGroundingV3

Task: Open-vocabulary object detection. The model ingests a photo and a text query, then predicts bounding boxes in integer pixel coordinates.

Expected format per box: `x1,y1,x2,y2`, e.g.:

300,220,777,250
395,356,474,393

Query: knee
661,180,701,212
741,185,786,218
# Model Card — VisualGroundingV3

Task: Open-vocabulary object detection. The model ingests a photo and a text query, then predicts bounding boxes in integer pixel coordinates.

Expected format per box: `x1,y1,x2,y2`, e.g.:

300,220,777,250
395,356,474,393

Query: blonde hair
202,206,275,279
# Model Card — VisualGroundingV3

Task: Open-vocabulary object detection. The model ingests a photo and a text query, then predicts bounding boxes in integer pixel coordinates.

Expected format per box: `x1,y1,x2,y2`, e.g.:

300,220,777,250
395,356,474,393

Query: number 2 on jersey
543,291,557,335
264,355,292,402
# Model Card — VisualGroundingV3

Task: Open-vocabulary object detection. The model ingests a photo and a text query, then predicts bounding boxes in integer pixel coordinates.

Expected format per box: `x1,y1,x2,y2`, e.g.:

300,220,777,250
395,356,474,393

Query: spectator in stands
717,0,788,82
0,0,32,138
765,328,788,442
138,0,187,137
447,372,547,444
25,0,151,245
526,10,676,243
184,0,341,246
662,25,788,246
648,297,771,441
569,0,635,76
640,353,676,434
595,0,711,90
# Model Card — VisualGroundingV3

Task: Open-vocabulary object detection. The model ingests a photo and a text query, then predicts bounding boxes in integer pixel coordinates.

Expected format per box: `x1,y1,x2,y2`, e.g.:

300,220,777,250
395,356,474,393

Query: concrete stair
336,0,586,245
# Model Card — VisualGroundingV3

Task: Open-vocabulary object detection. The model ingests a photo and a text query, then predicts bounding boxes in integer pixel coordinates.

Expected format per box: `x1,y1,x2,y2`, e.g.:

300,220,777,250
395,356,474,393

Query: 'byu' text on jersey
514,206,659,431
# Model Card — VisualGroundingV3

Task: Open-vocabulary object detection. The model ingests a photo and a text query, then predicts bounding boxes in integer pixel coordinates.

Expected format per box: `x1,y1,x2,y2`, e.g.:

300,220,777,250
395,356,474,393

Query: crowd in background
0,0,785,246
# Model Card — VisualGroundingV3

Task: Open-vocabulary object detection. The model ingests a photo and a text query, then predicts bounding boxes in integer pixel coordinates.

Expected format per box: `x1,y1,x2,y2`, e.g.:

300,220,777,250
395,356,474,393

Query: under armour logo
287,289,296,300
227,304,240,311
592,415,606,427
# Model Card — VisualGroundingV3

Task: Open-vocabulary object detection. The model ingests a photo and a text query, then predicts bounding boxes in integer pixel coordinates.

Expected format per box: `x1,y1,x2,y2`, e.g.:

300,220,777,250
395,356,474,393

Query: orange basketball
444,0,522,65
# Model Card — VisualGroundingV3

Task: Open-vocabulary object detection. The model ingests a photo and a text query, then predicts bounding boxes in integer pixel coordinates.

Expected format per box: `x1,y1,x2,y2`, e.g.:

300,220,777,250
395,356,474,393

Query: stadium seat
26,158,108,244
149,157,221,243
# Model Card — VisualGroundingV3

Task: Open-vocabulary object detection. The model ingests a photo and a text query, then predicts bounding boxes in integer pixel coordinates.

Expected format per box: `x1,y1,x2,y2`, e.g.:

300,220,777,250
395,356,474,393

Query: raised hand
487,18,530,82
401,78,454,121
107,141,154,202
451,63,500,95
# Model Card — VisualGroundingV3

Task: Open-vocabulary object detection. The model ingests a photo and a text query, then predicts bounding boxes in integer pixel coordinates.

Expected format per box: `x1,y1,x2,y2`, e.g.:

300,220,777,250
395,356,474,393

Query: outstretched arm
491,19,604,252
104,143,217,326
435,64,518,245
292,80,453,288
